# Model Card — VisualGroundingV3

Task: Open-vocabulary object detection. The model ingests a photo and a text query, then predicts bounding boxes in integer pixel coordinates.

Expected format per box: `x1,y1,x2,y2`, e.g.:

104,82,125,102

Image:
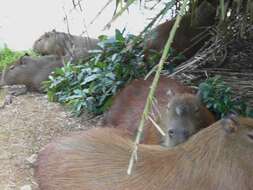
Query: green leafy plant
0,46,37,71
44,29,159,115
198,76,253,119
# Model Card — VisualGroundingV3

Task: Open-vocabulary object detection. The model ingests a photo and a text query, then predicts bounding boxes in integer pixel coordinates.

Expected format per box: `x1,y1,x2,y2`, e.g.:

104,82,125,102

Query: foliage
0,46,37,71
44,29,159,115
198,76,253,119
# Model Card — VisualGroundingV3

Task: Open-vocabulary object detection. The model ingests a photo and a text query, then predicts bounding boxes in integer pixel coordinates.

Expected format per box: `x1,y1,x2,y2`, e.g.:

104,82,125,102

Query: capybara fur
144,0,216,59
33,30,99,58
35,116,253,190
103,76,215,147
0,55,63,92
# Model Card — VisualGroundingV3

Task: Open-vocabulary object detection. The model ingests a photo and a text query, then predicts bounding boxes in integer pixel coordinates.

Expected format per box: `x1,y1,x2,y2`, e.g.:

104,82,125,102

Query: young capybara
0,55,63,92
103,76,215,147
144,0,216,59
33,30,99,58
35,116,253,190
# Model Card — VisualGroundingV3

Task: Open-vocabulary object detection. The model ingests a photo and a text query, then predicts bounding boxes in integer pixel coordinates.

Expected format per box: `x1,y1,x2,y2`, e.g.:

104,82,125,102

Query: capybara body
35,116,253,190
0,55,63,92
103,76,215,146
145,0,216,59
33,30,99,58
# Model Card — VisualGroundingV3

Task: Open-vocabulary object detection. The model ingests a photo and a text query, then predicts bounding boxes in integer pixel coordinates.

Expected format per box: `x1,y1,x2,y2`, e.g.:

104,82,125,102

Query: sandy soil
0,93,101,190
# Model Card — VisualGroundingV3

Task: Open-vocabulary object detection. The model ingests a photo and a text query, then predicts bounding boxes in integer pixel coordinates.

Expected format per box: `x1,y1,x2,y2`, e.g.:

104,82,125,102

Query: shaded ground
0,93,101,190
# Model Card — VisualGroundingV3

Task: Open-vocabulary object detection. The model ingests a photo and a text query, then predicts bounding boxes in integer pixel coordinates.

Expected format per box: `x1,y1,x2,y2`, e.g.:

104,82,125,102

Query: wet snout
161,124,192,148
165,127,190,147
168,127,190,140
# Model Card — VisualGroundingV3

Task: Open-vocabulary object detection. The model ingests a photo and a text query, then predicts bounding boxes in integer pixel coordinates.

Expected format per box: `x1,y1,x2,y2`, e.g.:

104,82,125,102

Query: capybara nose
168,128,190,139
168,129,175,137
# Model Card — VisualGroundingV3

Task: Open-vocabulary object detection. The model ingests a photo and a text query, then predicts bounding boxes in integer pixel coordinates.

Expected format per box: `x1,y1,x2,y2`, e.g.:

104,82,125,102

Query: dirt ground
0,93,101,190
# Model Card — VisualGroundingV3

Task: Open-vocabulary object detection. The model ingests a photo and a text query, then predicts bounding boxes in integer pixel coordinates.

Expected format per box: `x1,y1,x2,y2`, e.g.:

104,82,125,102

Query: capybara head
1,55,63,92
220,116,253,154
35,116,253,190
33,30,66,56
160,93,215,147
33,30,99,58
192,0,216,27
103,76,215,146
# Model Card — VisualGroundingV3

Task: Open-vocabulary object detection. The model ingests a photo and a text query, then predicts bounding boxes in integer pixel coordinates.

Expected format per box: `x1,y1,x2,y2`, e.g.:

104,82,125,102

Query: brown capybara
0,55,63,92
35,116,253,190
144,0,216,59
33,30,99,58
103,76,215,147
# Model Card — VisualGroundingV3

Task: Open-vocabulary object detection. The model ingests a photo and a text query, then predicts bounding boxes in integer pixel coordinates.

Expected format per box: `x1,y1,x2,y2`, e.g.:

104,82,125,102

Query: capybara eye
9,65,15,70
247,133,253,141
194,105,200,112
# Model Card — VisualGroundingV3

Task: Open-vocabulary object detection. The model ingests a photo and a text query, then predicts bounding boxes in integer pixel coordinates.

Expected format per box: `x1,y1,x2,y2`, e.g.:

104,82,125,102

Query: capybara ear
166,89,176,97
19,56,26,65
45,32,50,38
221,115,239,134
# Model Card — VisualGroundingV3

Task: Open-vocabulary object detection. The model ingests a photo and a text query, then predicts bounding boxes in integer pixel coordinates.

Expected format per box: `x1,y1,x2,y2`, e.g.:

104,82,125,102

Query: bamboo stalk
127,0,189,175
89,0,114,25
103,0,136,30
219,0,225,21
148,116,166,136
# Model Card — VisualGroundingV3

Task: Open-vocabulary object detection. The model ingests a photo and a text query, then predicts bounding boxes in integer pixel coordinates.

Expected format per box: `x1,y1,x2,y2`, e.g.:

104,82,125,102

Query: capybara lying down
103,76,215,147
33,30,99,58
0,55,63,92
35,116,253,190
144,0,216,59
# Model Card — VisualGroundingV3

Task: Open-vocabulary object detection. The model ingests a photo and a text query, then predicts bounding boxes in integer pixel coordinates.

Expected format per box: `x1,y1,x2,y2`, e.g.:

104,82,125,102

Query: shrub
198,76,253,119
44,29,160,115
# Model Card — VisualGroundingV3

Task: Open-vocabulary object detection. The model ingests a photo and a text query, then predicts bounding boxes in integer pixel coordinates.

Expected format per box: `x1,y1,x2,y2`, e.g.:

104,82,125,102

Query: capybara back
35,116,253,190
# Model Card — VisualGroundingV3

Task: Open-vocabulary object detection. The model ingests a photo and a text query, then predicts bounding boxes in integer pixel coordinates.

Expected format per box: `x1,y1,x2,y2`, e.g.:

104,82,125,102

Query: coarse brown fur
103,76,215,146
35,116,253,190
144,0,216,59
0,55,63,92
33,30,99,59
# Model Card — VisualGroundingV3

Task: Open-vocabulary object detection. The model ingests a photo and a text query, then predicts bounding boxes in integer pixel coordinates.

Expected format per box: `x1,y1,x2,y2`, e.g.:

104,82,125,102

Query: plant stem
127,0,189,175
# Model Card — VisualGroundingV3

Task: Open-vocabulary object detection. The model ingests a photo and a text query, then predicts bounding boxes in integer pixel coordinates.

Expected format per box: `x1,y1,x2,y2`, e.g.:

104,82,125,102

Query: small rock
20,184,32,190
5,94,13,105
6,85,28,96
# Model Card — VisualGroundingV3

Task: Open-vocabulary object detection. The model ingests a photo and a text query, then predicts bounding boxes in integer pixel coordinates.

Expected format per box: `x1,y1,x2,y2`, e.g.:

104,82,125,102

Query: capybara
103,76,215,147
35,116,253,190
144,0,216,59
0,55,63,92
33,30,99,58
